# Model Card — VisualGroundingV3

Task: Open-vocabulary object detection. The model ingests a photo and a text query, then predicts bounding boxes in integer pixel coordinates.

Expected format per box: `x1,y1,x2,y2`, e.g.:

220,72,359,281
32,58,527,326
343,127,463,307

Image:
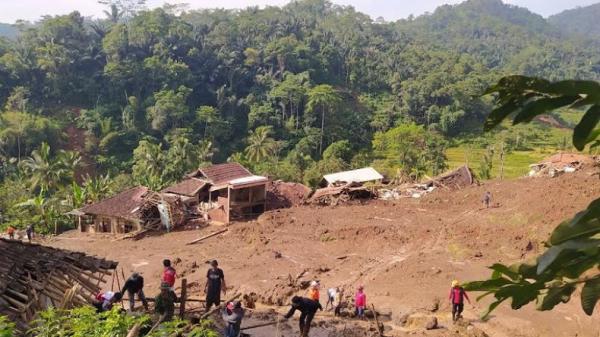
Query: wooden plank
179,278,187,318
186,229,228,245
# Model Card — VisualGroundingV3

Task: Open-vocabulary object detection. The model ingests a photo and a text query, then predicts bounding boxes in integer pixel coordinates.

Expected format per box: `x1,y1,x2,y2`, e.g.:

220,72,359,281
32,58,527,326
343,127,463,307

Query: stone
425,317,438,330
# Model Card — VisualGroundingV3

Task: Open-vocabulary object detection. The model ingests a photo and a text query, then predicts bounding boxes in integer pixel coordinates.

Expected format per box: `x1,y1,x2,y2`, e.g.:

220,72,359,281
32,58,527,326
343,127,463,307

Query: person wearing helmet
222,300,244,337
308,281,320,302
354,285,366,319
205,259,226,312
449,280,471,322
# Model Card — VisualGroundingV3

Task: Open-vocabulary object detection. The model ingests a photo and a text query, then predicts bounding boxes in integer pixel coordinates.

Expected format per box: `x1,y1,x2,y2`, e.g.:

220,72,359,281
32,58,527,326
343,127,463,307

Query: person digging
155,282,178,323
282,296,322,337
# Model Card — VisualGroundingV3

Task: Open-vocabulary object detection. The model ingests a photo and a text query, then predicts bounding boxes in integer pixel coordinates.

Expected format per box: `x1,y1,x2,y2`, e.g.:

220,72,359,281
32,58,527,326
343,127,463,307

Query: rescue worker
354,285,366,319
449,280,472,322
155,282,177,322
121,272,149,311
308,281,320,302
222,300,244,337
205,260,226,312
283,296,322,337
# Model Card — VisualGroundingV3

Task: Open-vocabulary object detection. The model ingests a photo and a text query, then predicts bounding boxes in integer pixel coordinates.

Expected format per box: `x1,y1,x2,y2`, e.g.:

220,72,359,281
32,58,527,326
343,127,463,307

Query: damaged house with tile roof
162,162,269,224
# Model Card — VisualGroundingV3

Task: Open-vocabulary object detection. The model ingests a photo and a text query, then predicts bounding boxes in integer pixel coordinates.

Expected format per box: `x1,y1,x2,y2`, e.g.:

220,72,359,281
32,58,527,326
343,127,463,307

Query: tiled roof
80,186,148,220
162,178,206,197
195,163,253,185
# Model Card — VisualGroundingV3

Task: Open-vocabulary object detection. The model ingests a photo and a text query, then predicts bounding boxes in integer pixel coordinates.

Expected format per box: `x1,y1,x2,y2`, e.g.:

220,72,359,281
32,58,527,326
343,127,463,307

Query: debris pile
0,239,117,329
137,192,188,230
309,182,377,206
379,166,476,200
266,180,312,210
529,153,594,177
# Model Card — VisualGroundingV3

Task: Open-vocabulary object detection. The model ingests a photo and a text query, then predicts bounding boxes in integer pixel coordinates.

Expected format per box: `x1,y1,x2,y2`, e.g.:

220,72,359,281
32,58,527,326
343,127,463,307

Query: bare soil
47,169,600,337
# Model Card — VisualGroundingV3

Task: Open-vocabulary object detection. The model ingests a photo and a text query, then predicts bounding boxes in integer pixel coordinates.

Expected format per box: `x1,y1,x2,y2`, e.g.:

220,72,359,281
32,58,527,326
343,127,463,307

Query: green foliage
0,315,15,337
478,146,494,179
24,306,217,337
372,124,447,181
465,76,600,318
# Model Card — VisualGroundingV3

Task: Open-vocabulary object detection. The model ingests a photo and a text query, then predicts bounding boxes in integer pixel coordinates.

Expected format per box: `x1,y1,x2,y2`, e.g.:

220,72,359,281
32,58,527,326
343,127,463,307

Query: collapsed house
76,186,149,234
163,163,269,223
0,239,117,329
379,165,476,200
319,167,384,187
75,186,186,234
309,167,382,205
528,153,594,177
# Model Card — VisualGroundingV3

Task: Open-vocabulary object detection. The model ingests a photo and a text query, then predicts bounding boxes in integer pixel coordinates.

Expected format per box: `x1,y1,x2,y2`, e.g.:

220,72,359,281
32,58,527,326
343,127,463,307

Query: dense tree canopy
0,0,599,231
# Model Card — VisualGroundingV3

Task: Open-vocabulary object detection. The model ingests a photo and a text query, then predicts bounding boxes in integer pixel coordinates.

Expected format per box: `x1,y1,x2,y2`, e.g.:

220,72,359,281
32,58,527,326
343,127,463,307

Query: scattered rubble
529,153,595,177
309,182,377,206
0,239,117,329
380,166,476,200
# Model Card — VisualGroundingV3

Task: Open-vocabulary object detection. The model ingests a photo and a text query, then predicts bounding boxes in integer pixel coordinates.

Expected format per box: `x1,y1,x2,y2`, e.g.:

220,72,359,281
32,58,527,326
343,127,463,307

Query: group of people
5,224,35,242
91,254,472,337
92,258,228,326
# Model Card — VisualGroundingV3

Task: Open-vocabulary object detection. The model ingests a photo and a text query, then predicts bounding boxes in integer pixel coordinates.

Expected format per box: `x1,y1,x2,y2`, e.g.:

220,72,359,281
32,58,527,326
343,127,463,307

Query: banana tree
465,76,600,317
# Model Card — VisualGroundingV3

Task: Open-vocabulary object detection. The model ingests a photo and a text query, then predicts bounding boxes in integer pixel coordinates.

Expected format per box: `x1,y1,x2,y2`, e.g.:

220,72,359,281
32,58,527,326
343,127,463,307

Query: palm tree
16,191,61,234
244,126,279,163
306,85,342,155
21,142,81,192
83,174,112,203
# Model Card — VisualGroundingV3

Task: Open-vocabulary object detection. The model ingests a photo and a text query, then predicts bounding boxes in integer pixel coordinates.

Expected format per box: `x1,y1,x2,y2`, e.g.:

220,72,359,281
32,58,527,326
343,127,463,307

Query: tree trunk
17,134,21,162
320,104,325,155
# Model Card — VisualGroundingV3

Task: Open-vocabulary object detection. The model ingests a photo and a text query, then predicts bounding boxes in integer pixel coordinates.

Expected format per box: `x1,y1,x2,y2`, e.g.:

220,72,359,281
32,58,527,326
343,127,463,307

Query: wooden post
179,278,187,318
226,186,231,223
115,270,124,309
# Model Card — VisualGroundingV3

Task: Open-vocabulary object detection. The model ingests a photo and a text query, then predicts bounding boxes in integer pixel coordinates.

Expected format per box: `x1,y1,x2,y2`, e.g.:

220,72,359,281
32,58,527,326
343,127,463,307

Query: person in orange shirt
6,226,15,240
308,281,320,302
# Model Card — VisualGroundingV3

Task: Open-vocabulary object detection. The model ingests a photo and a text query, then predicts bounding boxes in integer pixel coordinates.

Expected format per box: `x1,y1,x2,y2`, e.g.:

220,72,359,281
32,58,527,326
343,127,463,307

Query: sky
0,0,598,24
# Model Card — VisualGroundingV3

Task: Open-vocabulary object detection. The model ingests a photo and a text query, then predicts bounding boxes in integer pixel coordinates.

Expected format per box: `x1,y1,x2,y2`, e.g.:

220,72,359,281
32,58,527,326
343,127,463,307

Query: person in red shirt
162,259,177,289
449,280,471,322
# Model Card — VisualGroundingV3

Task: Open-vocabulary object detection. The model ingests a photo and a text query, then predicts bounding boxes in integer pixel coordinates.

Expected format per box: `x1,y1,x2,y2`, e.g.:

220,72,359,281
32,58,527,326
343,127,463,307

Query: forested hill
397,0,600,79
549,3,600,39
0,0,599,206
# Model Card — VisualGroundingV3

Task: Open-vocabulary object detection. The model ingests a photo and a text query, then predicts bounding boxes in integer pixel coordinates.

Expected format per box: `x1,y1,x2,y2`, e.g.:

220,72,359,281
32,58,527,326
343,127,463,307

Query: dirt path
47,170,600,336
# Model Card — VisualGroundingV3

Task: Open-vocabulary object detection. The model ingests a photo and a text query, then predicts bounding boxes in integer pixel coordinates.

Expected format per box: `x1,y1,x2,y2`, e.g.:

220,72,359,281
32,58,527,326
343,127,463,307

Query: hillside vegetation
0,0,598,232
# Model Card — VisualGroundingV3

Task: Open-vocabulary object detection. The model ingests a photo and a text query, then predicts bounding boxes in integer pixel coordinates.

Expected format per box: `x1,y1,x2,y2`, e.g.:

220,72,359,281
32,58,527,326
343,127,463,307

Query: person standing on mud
308,281,320,302
6,226,15,240
449,280,471,322
283,296,322,337
161,259,177,290
26,224,35,242
482,191,492,208
205,259,226,312
354,285,366,319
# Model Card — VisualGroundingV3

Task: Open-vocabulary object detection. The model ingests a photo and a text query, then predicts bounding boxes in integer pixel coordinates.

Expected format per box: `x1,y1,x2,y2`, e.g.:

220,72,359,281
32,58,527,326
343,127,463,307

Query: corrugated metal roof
323,167,383,185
